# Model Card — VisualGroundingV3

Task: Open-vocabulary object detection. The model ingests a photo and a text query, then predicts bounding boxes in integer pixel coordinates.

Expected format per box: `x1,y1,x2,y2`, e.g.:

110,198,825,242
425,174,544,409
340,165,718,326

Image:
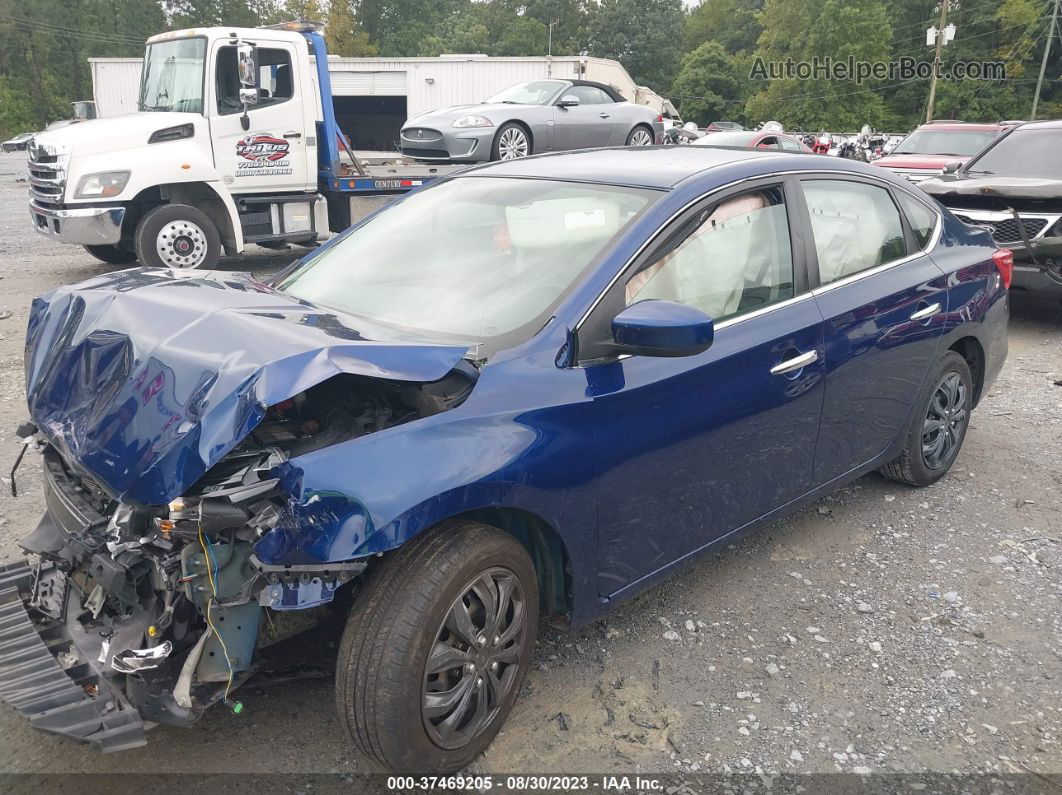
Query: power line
4,17,147,46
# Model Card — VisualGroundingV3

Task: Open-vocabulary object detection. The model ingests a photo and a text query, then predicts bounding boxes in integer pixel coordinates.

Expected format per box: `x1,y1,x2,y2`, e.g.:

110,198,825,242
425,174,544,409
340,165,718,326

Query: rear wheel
626,125,654,146
881,350,973,486
491,123,531,161
134,204,221,270
336,520,538,773
83,244,137,265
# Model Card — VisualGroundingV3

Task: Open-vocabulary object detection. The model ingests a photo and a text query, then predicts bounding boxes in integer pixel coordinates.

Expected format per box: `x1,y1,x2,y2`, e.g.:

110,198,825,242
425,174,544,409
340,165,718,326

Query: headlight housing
75,171,130,199
451,115,493,129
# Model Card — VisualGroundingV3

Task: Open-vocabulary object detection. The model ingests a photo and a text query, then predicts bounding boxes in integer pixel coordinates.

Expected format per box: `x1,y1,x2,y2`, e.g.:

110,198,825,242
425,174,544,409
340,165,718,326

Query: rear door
797,176,949,486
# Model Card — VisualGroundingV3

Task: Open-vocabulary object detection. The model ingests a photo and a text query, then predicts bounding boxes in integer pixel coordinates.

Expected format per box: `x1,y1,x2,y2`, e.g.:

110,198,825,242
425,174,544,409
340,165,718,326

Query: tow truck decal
235,134,293,177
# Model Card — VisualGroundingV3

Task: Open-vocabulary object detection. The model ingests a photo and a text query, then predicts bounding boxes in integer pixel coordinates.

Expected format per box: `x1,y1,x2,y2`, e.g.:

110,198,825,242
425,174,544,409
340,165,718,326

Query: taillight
993,249,1013,289
656,114,663,123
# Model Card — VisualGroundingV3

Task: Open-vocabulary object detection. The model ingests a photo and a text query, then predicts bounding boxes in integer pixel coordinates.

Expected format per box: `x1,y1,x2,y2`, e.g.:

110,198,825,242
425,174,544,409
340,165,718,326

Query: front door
210,40,314,193
797,177,949,485
585,179,825,597
551,86,614,151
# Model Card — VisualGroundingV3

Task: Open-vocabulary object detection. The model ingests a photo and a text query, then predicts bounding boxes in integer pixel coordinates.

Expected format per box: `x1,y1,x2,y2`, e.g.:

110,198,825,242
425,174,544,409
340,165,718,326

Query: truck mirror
239,87,259,107
237,42,259,90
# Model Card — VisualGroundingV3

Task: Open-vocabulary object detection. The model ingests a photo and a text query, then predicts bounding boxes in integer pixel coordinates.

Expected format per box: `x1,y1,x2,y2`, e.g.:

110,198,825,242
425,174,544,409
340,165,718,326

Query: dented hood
920,174,1062,200
25,268,469,504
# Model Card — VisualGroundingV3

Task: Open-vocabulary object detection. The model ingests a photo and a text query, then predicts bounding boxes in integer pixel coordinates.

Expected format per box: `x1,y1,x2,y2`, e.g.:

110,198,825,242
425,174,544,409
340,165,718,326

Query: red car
692,130,812,152
873,121,1012,184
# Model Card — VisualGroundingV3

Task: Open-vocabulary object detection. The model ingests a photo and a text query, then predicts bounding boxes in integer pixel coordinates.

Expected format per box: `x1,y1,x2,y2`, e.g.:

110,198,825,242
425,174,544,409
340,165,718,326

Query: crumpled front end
3,268,479,750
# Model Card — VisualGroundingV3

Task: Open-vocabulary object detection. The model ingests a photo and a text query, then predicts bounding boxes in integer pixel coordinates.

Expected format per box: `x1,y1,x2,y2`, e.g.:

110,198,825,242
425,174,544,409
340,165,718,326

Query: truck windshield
276,177,658,356
139,38,206,113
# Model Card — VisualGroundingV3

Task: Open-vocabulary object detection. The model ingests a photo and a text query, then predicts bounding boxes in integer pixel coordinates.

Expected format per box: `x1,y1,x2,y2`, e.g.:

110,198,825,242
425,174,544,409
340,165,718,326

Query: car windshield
891,129,995,156
485,81,567,105
694,131,758,147
964,128,1062,178
139,38,206,113
277,177,658,355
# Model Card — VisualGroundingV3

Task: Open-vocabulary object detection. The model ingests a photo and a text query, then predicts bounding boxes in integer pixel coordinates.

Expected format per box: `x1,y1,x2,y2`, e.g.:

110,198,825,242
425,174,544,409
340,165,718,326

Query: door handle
599,113,611,119
770,350,818,376
910,302,941,322
283,131,302,139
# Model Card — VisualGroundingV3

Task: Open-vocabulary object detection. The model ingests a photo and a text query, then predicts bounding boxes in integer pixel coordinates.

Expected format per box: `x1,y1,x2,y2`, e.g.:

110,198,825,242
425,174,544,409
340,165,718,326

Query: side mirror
557,94,581,108
237,42,259,90
611,300,715,358
943,160,961,174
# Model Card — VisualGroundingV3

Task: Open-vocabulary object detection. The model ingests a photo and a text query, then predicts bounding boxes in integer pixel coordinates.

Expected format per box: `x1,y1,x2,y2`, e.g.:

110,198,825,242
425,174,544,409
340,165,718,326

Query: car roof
459,146,795,190
1010,119,1062,131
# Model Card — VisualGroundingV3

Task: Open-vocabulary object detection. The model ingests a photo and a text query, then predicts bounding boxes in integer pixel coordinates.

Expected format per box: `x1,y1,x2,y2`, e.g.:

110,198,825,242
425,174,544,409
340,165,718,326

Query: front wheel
491,123,531,161
83,244,137,265
134,204,221,269
626,125,654,146
336,521,539,773
880,350,973,486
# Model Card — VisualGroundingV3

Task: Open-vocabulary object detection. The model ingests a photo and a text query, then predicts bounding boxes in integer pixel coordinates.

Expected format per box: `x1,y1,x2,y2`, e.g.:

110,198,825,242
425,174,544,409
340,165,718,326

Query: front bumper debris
0,560,146,751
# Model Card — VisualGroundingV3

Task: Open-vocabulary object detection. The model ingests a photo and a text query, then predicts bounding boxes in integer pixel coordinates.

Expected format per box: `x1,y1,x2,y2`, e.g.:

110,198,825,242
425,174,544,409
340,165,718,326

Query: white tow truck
27,21,458,269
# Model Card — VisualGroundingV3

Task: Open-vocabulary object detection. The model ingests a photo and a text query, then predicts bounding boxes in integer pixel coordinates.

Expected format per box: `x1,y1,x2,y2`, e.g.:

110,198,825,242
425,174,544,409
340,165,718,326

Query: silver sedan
399,79,662,162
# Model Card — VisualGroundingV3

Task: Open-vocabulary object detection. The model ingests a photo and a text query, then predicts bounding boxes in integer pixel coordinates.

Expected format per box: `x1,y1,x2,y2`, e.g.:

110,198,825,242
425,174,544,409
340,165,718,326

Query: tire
626,125,655,146
491,123,531,161
133,203,221,270
336,520,539,773
880,350,973,487
83,244,137,265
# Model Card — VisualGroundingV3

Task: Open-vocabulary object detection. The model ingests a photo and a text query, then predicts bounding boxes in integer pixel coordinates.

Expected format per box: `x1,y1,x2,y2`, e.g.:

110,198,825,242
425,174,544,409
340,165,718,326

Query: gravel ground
0,149,1059,780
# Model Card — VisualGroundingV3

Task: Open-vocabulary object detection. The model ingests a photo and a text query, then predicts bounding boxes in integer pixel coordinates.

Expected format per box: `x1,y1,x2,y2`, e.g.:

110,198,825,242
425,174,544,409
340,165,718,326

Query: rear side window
625,185,795,321
896,192,938,250
803,180,907,285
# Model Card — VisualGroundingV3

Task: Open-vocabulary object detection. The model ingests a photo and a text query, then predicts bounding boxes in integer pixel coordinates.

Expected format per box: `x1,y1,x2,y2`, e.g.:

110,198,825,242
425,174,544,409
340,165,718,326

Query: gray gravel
0,150,1059,776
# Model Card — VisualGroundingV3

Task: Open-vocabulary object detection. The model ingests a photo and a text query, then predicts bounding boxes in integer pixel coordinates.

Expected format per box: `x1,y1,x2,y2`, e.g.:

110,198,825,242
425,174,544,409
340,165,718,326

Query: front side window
216,46,293,115
568,85,610,105
803,179,906,285
139,38,206,113
277,177,657,355
625,186,795,321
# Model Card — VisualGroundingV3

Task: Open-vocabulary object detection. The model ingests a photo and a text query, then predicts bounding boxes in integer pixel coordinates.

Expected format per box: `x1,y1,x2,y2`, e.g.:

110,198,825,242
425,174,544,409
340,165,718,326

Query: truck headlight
75,171,130,199
452,115,493,129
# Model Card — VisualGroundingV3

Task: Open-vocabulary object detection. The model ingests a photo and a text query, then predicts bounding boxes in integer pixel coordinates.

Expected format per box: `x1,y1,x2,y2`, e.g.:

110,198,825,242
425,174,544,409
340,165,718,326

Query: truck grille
953,214,1049,245
27,138,68,209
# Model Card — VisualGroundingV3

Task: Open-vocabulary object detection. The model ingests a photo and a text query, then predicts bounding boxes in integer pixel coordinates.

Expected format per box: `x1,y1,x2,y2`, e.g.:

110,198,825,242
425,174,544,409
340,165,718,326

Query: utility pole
1032,0,1061,119
926,0,950,123
547,19,556,77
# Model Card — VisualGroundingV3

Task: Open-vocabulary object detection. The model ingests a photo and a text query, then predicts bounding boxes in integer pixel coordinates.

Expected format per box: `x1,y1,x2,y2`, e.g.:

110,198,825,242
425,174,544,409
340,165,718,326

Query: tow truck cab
27,21,454,269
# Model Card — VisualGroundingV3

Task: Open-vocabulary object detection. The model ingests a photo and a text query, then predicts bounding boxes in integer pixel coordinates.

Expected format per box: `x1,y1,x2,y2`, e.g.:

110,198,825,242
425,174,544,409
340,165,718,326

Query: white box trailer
89,54,666,149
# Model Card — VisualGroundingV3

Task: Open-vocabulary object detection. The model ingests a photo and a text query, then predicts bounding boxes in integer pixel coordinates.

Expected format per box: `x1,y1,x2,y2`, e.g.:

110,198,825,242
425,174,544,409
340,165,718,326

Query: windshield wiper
138,102,168,112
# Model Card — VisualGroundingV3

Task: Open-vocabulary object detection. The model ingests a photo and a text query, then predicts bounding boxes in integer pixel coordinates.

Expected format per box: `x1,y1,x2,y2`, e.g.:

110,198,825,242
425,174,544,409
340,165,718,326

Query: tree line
0,0,1058,138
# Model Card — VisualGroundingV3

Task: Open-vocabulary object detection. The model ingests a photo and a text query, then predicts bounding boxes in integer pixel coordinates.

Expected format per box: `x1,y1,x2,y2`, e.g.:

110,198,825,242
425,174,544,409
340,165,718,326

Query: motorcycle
664,121,704,145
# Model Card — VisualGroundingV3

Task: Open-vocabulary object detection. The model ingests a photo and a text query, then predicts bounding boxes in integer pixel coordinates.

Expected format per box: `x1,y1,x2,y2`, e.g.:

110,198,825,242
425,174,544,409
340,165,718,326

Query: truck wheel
134,204,221,270
83,244,137,265
626,125,654,146
491,123,531,160
336,520,539,773
880,350,973,487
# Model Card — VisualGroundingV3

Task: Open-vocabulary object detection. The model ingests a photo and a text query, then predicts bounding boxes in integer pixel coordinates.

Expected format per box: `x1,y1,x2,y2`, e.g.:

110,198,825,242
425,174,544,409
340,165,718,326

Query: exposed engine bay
7,365,475,750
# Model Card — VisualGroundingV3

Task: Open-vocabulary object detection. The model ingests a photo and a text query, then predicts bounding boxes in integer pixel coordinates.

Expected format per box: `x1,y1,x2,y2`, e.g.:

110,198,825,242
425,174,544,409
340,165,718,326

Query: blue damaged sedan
3,147,1008,771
